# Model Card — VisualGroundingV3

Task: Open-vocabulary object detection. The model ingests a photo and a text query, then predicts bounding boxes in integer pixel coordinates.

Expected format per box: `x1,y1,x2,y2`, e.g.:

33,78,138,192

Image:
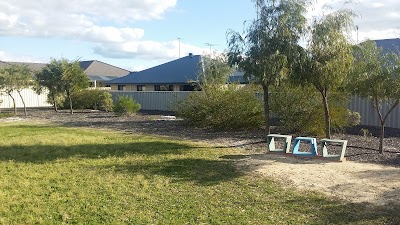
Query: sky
0,0,399,72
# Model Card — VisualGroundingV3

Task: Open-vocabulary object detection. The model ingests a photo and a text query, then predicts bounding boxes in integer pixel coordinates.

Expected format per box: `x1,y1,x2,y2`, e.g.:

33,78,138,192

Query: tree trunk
17,91,27,117
379,120,385,154
8,92,17,115
262,84,270,136
67,90,73,114
51,93,58,112
321,92,331,139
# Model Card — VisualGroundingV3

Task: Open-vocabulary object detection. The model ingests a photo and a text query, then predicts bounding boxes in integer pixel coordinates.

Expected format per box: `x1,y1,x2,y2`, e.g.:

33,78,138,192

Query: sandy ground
237,153,400,206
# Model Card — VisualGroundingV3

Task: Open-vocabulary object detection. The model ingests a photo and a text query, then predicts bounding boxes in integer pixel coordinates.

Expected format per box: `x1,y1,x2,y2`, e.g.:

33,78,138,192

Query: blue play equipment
292,137,318,156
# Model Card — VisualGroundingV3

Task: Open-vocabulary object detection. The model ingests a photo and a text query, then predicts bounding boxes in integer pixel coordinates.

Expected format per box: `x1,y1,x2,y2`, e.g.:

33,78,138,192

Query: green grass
0,112,14,119
0,123,398,224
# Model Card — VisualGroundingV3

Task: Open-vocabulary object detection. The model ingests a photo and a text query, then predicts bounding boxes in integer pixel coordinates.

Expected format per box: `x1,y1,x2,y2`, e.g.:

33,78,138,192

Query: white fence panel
0,88,51,109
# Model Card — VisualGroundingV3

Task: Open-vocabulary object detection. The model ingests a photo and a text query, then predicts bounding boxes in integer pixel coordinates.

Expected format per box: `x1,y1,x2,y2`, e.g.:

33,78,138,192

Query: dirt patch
236,153,400,205
4,109,400,206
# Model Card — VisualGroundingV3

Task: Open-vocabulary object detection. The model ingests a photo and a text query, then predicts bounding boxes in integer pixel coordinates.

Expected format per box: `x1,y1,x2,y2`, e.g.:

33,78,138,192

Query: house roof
374,38,400,54
228,71,249,84
0,61,47,72
107,55,202,85
79,60,130,79
0,60,130,82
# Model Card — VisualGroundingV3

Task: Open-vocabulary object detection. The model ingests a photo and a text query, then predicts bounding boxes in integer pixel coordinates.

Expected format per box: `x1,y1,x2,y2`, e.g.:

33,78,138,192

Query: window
137,85,145,91
117,85,125,91
154,85,174,91
180,85,195,91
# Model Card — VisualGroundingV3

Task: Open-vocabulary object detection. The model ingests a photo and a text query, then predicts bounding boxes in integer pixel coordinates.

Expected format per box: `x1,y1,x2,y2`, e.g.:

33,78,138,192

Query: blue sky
0,0,399,71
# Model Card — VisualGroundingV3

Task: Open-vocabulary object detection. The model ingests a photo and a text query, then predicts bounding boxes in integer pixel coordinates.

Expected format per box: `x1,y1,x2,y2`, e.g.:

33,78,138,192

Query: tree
302,9,354,138
35,59,64,112
36,58,89,114
227,0,308,135
199,54,234,87
351,40,400,153
0,64,32,116
14,65,33,117
61,60,89,114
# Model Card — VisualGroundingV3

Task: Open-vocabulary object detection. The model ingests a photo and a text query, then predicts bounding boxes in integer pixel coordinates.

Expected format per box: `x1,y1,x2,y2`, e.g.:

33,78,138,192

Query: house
107,54,202,91
107,54,248,91
0,60,130,88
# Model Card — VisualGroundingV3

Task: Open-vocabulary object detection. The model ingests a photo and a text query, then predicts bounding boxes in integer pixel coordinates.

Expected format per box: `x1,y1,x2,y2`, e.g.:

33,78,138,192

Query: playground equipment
266,134,348,162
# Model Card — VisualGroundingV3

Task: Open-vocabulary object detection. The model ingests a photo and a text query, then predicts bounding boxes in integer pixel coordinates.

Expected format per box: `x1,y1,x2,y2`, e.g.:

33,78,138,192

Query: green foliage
175,85,264,130
113,95,141,116
300,9,355,138
227,0,308,134
350,40,400,153
270,84,359,136
36,58,89,114
199,55,234,86
70,89,114,112
0,64,32,115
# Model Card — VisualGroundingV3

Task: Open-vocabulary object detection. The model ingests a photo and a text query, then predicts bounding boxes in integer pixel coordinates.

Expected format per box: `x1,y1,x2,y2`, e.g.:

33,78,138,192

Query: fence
110,91,400,129
1,89,399,129
110,91,192,111
0,88,51,109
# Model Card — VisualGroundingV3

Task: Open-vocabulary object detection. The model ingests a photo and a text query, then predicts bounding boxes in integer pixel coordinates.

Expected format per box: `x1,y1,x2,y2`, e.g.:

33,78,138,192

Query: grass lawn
0,122,398,224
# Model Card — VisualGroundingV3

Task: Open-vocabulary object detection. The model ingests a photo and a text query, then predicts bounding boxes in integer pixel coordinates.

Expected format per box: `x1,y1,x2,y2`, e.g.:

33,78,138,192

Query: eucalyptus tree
302,9,355,138
227,0,308,135
0,64,32,115
351,40,400,153
13,65,33,116
36,58,89,114
61,59,89,114
36,59,64,112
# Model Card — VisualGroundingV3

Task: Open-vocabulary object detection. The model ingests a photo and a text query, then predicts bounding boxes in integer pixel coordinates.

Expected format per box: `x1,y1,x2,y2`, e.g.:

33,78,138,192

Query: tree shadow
0,142,194,163
104,158,244,186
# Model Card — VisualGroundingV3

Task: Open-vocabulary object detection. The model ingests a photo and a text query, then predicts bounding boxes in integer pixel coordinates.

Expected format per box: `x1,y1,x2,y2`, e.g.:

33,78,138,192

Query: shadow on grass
0,142,194,163
106,158,243,186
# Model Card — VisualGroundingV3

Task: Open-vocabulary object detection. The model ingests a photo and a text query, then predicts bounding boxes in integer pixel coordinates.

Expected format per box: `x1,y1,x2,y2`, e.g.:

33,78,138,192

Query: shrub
270,84,358,136
70,89,114,112
113,95,141,116
174,84,264,130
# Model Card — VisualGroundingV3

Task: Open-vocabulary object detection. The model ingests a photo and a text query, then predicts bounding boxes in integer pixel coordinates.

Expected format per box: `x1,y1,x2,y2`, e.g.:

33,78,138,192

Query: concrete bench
292,137,318,157
321,139,348,161
267,134,292,153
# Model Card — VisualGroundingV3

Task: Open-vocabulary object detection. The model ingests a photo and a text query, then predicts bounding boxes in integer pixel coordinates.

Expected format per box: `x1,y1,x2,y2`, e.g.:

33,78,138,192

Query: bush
70,89,114,112
270,84,359,136
174,84,264,130
113,95,141,116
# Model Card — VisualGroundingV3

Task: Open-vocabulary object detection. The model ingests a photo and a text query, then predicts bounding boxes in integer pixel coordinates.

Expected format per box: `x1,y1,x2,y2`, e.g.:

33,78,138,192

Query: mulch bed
7,108,400,167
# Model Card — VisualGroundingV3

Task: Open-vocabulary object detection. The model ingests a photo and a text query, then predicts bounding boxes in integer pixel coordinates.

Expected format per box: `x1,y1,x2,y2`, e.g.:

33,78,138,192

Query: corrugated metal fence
110,91,400,129
1,89,399,129
110,91,192,111
348,96,400,129
0,88,51,109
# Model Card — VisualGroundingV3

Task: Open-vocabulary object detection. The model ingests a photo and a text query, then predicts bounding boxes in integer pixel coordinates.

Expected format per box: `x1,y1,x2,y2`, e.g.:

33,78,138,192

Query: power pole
178,37,181,58
205,43,216,55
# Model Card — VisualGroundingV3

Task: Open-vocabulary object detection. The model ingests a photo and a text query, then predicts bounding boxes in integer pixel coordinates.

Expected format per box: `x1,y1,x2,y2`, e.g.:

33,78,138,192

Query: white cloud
94,40,210,62
307,0,400,41
0,51,47,63
0,0,176,42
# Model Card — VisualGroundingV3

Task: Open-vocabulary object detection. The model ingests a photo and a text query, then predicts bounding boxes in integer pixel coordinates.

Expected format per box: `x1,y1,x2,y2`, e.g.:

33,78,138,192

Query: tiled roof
107,55,202,85
374,38,400,54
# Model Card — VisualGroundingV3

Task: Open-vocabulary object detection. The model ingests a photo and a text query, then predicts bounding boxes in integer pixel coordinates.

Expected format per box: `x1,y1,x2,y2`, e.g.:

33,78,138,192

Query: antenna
204,43,216,54
356,25,359,44
177,37,181,58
